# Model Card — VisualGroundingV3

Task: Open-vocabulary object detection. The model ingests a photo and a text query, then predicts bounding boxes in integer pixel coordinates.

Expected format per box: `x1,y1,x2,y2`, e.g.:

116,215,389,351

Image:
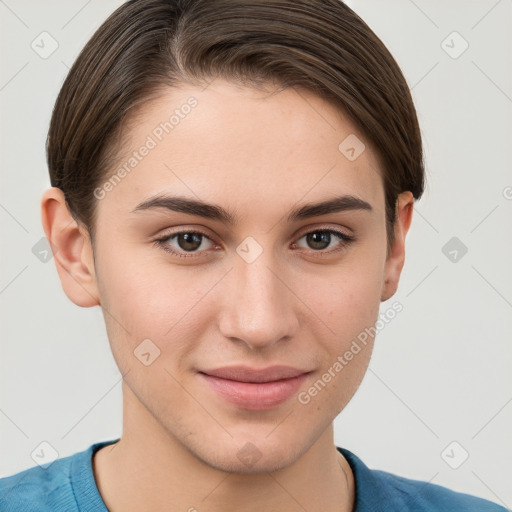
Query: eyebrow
131,193,373,225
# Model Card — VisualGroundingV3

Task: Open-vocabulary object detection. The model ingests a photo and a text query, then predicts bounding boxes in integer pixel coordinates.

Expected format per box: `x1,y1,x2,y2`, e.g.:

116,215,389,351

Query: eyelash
152,227,356,259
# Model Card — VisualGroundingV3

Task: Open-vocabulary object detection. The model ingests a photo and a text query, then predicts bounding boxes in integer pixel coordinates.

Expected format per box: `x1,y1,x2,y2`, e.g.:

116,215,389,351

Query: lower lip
199,372,309,410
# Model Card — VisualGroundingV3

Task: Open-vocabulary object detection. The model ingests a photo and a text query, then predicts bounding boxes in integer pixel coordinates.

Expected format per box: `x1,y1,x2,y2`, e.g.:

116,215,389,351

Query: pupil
307,231,330,250
179,233,202,251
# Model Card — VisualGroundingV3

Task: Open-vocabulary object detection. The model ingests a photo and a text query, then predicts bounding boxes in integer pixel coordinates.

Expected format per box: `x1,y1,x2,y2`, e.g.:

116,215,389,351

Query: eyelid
156,226,215,241
294,223,354,240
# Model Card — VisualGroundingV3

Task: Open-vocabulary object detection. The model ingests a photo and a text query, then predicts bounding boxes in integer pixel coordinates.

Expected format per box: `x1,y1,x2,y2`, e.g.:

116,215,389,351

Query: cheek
297,276,379,419
295,249,384,406
95,245,219,370
306,259,384,342
97,242,203,327
96,226,385,369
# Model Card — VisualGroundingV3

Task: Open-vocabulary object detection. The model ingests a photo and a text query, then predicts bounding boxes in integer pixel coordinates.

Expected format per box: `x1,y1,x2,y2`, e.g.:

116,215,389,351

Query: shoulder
338,448,508,512
0,455,76,511
0,438,118,512
372,468,508,511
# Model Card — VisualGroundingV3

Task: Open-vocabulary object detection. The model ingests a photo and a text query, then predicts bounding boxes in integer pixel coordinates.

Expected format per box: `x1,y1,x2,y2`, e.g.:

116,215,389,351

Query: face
52,78,411,474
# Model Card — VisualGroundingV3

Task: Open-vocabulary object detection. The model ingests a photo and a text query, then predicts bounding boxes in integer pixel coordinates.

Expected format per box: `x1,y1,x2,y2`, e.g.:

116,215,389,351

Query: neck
92,384,354,512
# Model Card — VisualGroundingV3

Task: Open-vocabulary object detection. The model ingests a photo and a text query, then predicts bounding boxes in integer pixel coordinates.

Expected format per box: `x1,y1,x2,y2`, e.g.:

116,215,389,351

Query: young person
0,1,506,510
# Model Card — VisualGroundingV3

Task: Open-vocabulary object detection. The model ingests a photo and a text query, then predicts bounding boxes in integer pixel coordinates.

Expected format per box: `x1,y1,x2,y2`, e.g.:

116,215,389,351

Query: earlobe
380,191,414,302
40,187,100,308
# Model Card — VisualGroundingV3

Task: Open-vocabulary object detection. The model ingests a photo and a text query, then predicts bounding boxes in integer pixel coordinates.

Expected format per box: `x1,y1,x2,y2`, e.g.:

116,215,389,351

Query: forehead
97,79,385,221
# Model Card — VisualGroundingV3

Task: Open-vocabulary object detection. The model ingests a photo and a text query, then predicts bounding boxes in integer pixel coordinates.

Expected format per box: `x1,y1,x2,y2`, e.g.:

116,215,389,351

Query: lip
198,365,311,410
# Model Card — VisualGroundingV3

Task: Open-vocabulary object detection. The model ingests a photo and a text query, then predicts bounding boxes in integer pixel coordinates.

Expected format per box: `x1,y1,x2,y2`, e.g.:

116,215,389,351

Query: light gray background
1,0,511,507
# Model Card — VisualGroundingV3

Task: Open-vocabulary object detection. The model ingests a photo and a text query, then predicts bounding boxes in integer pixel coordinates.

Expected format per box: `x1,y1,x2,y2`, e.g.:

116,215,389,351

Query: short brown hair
47,0,425,251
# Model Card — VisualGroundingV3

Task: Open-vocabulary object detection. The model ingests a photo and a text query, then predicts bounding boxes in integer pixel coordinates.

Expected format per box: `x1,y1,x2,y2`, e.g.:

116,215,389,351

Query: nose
218,254,300,350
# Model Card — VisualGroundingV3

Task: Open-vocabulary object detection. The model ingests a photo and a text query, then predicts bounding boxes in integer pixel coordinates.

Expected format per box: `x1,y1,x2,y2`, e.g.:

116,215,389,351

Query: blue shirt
0,438,507,511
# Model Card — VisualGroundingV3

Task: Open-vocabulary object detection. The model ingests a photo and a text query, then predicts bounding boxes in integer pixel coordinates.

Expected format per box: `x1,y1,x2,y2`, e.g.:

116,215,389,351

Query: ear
40,187,100,307
380,191,414,302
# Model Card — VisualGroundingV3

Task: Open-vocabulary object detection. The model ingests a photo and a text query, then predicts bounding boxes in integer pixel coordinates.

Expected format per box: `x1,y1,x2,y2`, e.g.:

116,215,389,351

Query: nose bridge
218,247,299,349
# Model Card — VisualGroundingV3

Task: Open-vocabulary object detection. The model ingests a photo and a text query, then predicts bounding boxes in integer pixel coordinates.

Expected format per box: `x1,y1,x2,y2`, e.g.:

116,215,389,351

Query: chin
190,435,307,475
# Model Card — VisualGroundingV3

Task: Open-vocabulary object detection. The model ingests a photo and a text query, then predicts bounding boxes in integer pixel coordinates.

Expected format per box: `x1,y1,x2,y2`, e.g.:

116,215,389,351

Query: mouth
198,365,311,410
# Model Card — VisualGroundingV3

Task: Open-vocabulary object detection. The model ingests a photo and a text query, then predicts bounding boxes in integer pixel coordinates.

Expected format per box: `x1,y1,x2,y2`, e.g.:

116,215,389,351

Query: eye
153,227,355,259
292,228,355,255
153,229,217,258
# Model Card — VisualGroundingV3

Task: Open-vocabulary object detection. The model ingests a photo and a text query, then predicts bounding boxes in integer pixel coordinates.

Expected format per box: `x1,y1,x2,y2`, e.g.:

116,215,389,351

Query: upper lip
199,365,310,383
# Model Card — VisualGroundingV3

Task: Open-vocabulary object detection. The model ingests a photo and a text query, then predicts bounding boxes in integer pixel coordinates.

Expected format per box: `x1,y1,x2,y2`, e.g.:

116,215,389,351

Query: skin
41,78,414,512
